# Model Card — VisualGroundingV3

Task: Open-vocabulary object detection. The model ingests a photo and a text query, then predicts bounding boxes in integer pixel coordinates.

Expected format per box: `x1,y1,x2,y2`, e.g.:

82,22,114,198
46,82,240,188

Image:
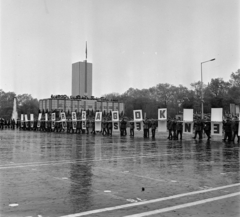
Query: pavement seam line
124,191,240,217
59,183,240,217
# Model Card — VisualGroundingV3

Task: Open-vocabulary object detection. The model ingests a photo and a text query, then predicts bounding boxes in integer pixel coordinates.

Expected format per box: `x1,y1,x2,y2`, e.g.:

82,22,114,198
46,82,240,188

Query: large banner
72,112,77,130
51,113,56,129
211,108,223,136
183,109,193,134
95,112,102,131
112,111,119,132
133,110,143,132
158,108,167,132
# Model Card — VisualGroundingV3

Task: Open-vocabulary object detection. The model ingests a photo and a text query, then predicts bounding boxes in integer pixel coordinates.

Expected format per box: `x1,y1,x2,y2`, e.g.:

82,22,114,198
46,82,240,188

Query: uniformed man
232,117,239,143
151,120,157,139
129,120,134,137
176,118,183,140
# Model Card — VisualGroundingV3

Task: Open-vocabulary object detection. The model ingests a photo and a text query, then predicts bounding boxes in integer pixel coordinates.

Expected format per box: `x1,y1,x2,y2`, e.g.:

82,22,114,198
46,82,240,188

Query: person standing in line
232,117,239,143
203,119,211,140
108,120,112,136
130,120,134,137
167,119,173,140
223,118,232,142
151,120,157,139
172,118,177,140
176,119,183,140
86,119,90,134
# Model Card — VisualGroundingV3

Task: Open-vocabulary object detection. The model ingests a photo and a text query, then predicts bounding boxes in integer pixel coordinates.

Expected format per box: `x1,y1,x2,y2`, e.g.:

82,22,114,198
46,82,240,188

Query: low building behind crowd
39,95,125,114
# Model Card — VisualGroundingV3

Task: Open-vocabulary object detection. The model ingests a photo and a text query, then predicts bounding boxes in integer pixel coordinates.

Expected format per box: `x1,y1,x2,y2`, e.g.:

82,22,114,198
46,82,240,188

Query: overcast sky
1,0,239,99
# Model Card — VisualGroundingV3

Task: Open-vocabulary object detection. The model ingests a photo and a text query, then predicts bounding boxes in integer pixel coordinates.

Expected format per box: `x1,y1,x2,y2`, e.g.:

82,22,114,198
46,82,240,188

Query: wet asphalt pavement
0,129,239,217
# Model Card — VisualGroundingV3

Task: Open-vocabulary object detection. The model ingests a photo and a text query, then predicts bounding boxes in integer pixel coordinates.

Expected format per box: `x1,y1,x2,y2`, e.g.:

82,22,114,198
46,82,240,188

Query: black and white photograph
0,0,239,216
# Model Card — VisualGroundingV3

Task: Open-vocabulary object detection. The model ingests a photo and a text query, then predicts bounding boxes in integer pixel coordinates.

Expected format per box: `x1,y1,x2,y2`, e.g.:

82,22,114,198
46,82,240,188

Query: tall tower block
72,61,92,97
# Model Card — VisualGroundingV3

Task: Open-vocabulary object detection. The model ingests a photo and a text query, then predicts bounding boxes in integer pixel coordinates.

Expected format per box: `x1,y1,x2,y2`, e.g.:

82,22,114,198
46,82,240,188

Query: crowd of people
0,116,239,143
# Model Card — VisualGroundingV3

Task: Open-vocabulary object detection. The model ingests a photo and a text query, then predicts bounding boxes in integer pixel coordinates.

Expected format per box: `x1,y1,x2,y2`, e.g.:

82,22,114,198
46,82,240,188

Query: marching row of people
0,117,239,142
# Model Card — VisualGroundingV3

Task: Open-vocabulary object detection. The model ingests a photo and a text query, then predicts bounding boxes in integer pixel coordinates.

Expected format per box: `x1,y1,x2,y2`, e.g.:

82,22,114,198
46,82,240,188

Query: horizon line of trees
0,69,239,120
102,69,240,118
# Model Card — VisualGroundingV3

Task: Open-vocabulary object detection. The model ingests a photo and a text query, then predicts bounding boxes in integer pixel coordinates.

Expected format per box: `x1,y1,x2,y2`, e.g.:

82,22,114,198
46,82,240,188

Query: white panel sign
211,108,223,122
38,113,42,121
112,111,119,122
95,112,102,122
61,112,66,121
82,111,86,121
72,112,77,121
211,123,223,136
134,122,143,132
30,114,34,121
158,121,167,132
25,114,28,122
158,108,167,120
183,109,193,122
183,122,193,134
112,122,120,132
51,113,56,121
133,110,143,121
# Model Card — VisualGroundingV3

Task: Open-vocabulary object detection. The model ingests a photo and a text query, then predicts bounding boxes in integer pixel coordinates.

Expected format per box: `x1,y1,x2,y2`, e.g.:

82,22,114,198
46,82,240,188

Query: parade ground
0,130,240,217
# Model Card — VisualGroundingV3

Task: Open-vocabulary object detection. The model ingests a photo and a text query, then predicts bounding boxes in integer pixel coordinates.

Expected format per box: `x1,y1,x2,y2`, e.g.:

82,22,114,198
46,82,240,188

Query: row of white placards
20,108,240,135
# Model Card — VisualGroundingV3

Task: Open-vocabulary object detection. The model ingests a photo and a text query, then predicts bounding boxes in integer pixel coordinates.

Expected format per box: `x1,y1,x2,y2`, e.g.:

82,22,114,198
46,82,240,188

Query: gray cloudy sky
0,0,239,99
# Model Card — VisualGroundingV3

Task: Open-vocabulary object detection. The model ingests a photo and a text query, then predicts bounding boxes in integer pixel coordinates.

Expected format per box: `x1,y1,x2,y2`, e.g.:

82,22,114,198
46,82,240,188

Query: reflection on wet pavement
0,130,239,216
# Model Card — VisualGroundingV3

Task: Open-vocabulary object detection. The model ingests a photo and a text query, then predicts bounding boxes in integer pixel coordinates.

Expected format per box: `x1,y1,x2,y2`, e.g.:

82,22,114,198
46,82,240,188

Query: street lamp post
201,58,215,119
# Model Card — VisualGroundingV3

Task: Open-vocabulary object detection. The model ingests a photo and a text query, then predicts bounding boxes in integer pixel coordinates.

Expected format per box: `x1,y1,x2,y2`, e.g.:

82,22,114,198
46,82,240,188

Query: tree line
102,69,240,119
0,69,239,120
0,90,39,119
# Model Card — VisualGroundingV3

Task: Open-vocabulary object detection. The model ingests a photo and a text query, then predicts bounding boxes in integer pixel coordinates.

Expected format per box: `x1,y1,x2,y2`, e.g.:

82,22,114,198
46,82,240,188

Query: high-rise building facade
72,61,92,98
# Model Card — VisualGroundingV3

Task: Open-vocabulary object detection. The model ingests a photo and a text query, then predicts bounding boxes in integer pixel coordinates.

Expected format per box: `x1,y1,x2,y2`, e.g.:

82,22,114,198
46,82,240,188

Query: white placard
60,112,66,121
211,108,223,122
158,108,167,120
183,109,193,122
38,113,42,121
30,114,34,121
134,122,143,132
238,116,240,136
134,110,143,121
236,105,240,115
211,122,223,136
112,111,119,122
158,120,167,132
183,122,193,134
51,113,56,121
45,113,48,121
95,121,102,131
95,112,102,122
82,111,86,121
25,114,28,122
72,121,77,130
72,112,77,121
82,121,86,129
21,114,24,121
112,122,120,132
